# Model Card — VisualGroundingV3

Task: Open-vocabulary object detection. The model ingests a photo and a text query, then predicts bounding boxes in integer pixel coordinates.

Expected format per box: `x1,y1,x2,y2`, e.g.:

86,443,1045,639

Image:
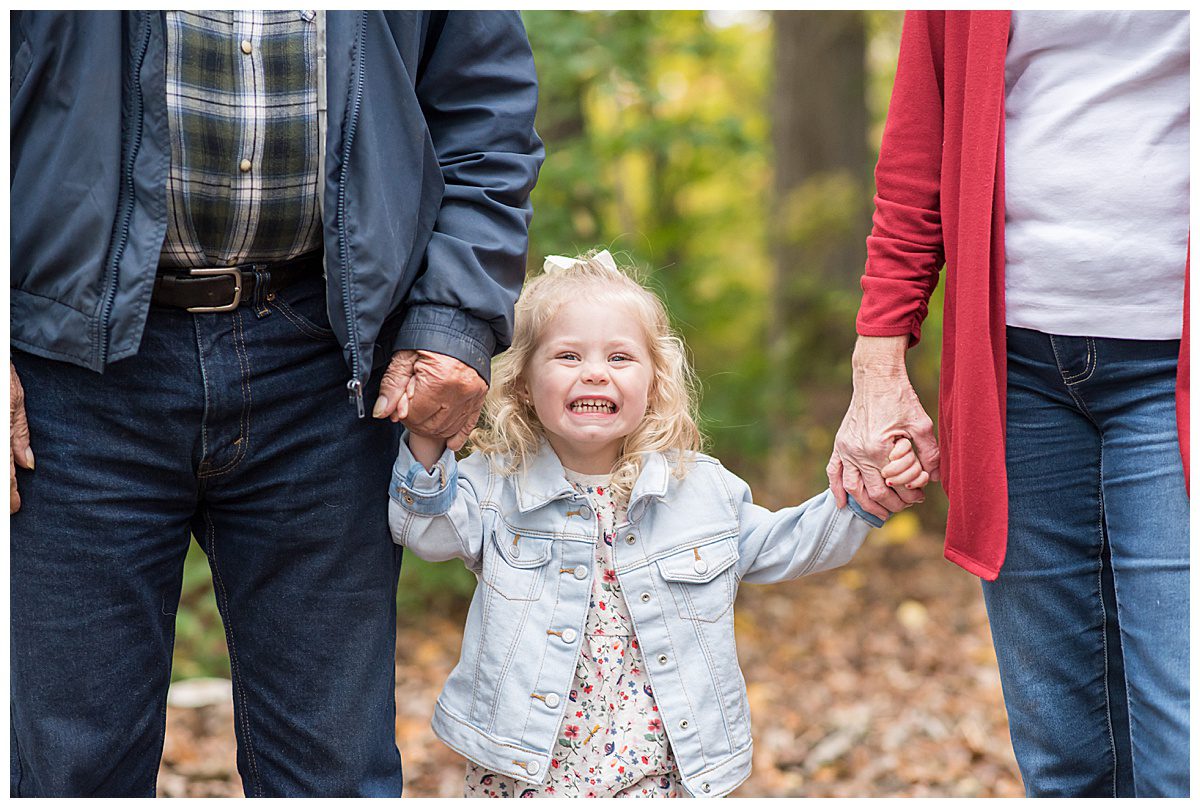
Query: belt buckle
185,267,243,313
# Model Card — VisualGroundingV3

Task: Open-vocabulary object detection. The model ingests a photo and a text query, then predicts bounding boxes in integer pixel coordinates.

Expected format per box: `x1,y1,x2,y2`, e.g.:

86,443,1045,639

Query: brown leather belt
152,252,323,312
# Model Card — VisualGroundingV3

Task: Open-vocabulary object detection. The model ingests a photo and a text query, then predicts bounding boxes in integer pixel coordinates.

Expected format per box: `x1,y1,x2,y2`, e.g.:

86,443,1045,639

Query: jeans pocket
656,535,739,622
270,278,337,343
483,528,554,601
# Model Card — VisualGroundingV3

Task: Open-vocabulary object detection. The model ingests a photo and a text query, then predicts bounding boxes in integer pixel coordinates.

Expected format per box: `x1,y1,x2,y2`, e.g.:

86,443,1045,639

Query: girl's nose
580,361,609,384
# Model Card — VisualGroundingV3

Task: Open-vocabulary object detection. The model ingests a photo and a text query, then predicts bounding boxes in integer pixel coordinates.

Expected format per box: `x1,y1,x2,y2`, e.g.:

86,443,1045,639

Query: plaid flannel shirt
160,10,322,269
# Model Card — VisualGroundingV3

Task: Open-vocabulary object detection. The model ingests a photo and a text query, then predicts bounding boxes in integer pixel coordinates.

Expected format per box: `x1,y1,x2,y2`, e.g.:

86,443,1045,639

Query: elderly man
10,11,542,797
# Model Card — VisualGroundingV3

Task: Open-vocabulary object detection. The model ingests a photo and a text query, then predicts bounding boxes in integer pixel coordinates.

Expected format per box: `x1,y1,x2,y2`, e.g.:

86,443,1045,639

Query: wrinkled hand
10,362,34,514
827,338,939,520
373,350,486,451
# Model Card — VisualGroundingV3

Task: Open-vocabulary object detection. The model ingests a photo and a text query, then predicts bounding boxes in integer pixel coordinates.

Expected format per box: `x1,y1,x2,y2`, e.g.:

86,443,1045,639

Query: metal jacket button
625,534,636,545
573,565,588,580
657,654,668,665
640,593,651,603
702,783,711,793
544,693,561,708
561,628,578,643
679,719,689,729
526,760,540,775
693,559,708,574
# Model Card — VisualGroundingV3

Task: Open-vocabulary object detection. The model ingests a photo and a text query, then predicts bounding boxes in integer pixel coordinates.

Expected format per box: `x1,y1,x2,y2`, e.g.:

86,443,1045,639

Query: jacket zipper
99,12,152,367
336,12,368,417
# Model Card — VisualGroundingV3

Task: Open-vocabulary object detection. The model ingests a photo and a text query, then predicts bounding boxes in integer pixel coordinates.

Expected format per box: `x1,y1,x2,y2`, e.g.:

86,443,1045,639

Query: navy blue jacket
11,11,543,408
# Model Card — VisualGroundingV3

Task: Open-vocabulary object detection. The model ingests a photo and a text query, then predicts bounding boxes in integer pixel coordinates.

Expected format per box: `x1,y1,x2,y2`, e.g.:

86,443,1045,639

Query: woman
828,10,1188,797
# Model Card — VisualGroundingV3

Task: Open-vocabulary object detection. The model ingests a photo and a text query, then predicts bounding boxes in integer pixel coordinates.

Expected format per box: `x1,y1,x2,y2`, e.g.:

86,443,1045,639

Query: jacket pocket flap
492,529,553,569
655,535,739,583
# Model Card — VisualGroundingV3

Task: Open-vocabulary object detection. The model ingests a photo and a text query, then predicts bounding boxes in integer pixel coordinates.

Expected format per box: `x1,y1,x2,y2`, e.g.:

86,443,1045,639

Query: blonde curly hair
469,250,704,502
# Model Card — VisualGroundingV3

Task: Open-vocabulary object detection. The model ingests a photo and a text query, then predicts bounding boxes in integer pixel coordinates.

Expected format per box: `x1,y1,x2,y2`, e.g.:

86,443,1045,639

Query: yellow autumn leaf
875,509,920,545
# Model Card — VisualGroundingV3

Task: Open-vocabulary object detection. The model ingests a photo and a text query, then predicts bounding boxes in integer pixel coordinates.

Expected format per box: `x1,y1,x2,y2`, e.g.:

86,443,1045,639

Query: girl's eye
609,354,631,363
557,352,579,361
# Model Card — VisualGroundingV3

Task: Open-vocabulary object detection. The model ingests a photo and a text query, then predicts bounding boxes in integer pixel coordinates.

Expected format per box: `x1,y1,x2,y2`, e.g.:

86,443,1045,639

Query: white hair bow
542,250,618,274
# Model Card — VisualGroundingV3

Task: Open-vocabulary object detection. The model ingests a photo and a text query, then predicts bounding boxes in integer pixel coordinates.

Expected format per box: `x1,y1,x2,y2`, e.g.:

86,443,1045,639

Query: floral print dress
464,471,683,798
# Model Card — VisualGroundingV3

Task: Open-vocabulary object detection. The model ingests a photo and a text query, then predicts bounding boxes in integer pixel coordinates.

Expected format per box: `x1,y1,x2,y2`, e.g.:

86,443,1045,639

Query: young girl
388,250,924,797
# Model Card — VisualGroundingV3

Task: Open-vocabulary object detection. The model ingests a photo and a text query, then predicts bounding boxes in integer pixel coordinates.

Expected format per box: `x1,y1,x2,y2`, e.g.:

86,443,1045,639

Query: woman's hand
828,336,938,519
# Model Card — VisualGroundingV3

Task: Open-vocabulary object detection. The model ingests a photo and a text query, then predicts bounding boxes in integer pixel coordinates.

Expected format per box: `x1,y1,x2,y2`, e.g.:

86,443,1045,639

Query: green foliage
172,541,230,682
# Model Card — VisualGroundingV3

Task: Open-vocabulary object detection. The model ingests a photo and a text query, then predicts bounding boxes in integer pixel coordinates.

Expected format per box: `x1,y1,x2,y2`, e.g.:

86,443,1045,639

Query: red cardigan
856,11,1190,580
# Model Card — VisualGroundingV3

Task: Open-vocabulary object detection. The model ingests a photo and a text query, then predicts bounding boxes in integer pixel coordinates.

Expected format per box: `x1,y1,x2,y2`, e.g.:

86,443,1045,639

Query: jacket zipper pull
347,378,365,419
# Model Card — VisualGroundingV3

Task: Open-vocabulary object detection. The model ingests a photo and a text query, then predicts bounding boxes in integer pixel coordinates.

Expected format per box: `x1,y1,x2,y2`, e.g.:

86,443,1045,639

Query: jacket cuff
845,494,887,528
390,433,459,516
394,304,496,385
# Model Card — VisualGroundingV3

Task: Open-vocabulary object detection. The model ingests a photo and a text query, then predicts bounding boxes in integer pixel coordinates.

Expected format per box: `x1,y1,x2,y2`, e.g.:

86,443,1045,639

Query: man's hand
827,335,939,520
10,362,34,514
373,350,487,451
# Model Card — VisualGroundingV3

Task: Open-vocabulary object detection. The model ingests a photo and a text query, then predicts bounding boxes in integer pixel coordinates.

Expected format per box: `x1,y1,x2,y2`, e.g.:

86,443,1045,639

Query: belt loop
252,267,272,318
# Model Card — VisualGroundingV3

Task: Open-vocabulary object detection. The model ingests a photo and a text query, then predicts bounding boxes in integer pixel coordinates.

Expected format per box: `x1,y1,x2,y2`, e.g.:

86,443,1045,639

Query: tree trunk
768,11,871,484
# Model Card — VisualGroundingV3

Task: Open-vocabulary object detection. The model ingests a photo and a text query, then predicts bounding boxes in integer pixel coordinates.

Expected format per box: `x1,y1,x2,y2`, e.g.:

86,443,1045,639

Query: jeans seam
11,698,25,796
197,311,251,479
1052,348,1121,795
1067,385,1120,797
194,317,212,470
650,567,707,768
203,510,263,795
1096,472,1120,798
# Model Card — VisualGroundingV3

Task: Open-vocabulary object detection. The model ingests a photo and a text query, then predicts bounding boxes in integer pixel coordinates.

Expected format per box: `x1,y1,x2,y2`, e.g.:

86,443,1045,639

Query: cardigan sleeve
857,11,947,347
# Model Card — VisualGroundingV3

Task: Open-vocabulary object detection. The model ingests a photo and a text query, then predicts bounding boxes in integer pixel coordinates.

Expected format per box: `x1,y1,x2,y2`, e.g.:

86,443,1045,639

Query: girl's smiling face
526,297,653,474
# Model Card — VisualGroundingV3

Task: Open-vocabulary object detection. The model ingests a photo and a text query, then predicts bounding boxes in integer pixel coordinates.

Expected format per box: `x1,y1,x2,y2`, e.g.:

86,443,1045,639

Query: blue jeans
982,327,1189,797
10,275,405,796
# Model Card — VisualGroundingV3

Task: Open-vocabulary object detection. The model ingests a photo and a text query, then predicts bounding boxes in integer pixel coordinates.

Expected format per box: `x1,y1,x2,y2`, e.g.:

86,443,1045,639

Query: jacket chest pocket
482,528,554,602
655,535,740,623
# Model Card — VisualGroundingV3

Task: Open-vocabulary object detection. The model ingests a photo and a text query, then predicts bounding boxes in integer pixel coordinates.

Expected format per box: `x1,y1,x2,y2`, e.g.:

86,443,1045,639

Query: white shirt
1003,11,1189,340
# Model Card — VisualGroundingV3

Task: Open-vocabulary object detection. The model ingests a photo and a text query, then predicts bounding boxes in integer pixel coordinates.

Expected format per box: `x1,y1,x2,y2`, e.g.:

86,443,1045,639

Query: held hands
10,362,34,514
880,438,930,492
827,336,940,520
373,349,486,452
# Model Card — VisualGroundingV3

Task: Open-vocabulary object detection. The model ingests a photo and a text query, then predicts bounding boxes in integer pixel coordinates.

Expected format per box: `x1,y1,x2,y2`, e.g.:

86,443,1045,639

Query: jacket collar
514,440,671,514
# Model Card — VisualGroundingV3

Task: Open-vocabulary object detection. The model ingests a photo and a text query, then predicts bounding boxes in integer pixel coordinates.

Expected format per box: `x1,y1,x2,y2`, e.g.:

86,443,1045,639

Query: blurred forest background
162,11,1020,797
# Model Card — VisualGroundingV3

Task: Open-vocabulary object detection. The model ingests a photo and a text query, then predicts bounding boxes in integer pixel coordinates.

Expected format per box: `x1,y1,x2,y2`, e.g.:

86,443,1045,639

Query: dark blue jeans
983,327,1189,797
10,275,405,796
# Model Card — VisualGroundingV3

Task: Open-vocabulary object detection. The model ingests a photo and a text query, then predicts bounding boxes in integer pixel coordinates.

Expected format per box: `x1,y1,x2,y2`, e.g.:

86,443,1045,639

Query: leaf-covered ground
158,527,1024,797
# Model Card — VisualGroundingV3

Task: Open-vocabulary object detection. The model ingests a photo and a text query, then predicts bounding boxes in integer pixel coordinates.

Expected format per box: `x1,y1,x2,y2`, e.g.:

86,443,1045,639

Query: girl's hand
408,432,448,472
880,437,929,502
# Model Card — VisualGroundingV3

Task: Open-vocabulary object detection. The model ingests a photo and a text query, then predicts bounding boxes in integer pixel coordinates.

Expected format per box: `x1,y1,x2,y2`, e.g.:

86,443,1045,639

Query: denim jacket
387,438,882,797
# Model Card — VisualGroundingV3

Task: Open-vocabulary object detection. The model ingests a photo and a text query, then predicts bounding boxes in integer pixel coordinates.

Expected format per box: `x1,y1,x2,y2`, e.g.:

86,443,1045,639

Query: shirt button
640,593,651,603
239,158,252,172
561,628,578,644
544,693,561,708
625,535,636,545
657,654,668,665
573,565,588,580
526,760,540,776
694,559,709,574
240,39,253,55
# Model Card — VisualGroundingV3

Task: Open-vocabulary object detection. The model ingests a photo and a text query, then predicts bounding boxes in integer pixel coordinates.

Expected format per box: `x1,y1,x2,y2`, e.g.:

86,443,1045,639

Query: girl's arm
387,431,488,572
717,463,884,585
